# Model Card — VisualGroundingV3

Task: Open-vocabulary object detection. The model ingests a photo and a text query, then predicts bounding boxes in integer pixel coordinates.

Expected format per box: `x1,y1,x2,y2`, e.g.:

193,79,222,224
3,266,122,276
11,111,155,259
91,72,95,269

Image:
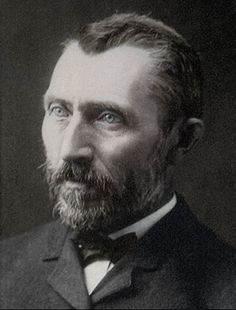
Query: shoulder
172,196,236,308
0,221,69,307
1,221,54,254
0,221,69,308
0,221,66,273
193,223,236,308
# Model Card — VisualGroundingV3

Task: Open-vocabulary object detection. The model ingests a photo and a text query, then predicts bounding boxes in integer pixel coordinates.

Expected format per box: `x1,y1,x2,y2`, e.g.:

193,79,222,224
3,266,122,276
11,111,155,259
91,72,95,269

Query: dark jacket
0,196,235,309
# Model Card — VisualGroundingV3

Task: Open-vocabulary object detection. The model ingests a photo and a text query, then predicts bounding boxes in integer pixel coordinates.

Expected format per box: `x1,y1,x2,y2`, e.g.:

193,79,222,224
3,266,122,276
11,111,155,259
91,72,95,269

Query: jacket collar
42,222,91,309
42,220,69,261
47,231,91,309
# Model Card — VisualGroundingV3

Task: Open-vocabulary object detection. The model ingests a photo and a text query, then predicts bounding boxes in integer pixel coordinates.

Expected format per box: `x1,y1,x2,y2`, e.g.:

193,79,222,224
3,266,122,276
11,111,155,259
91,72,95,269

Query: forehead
45,42,153,106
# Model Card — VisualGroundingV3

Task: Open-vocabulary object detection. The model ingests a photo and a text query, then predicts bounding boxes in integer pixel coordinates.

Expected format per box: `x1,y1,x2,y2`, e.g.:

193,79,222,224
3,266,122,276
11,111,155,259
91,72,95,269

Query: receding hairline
62,13,188,57
58,13,203,122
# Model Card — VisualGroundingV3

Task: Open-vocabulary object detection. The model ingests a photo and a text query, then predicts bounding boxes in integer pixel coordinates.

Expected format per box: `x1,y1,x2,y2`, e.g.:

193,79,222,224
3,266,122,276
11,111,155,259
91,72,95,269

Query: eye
99,112,122,124
50,105,69,118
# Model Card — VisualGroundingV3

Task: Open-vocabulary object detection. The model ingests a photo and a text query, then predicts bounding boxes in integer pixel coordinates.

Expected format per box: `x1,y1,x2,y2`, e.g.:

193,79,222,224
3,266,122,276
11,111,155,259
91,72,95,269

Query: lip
64,181,87,190
63,181,98,196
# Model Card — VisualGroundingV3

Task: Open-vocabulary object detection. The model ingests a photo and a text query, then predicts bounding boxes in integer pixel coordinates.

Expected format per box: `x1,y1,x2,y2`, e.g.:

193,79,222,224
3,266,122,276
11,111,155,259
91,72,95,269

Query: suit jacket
0,195,235,309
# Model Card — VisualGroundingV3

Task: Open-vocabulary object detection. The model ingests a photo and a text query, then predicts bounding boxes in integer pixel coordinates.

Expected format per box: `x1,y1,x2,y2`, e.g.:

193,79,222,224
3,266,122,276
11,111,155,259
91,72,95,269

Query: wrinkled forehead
45,42,154,104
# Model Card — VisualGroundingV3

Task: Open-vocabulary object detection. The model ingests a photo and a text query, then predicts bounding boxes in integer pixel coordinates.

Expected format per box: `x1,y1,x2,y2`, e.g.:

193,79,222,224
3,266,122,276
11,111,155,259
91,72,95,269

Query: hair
63,13,203,129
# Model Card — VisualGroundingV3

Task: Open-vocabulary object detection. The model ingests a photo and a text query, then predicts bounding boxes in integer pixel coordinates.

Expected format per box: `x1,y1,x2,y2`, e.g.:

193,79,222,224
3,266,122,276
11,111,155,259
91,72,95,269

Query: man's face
42,43,170,233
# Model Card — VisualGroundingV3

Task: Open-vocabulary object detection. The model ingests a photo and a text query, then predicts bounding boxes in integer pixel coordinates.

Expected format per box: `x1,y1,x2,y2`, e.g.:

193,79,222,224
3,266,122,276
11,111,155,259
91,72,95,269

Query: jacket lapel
43,223,91,309
47,236,91,309
90,233,166,305
91,252,135,304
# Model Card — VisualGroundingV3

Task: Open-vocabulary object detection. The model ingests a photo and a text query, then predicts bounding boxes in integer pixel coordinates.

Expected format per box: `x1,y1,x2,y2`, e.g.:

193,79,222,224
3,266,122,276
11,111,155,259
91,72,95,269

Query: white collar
110,193,177,240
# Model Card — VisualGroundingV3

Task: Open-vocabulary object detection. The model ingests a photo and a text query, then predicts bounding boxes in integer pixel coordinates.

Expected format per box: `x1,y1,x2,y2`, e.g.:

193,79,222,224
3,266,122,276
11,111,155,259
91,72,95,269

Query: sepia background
1,0,235,246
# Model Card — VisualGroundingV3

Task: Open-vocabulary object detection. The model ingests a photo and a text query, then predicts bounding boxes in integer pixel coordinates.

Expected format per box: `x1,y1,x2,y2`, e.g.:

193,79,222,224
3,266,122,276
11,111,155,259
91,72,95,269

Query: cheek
97,132,159,172
42,117,63,166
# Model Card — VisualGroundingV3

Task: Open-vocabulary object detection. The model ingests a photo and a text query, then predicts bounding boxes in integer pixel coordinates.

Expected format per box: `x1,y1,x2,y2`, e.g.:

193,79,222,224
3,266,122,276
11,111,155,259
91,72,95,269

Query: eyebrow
43,95,137,124
43,95,68,110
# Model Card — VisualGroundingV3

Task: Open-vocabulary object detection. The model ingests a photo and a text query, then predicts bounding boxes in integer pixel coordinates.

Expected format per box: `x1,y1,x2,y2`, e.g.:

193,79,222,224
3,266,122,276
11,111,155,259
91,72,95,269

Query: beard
45,137,170,234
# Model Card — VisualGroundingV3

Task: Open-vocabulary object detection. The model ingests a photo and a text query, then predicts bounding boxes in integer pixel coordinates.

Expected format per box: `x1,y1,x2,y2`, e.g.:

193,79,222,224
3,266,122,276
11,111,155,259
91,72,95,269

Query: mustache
46,160,116,193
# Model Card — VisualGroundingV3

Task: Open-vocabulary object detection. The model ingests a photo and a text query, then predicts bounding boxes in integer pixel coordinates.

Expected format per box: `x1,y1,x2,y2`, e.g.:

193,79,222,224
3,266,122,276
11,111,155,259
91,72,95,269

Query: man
0,13,235,309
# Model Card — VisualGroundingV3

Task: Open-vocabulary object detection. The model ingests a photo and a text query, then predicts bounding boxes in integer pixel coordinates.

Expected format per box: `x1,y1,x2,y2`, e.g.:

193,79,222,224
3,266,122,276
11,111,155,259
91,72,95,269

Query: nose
60,116,94,164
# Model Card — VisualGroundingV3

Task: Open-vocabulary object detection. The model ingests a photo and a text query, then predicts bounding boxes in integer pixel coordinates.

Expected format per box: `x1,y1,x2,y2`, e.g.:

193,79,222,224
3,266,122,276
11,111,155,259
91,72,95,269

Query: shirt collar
43,193,177,261
110,193,177,240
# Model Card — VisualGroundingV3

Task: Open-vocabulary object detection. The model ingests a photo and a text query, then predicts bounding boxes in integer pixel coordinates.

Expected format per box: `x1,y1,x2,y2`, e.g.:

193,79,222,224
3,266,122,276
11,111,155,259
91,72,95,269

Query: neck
104,186,175,235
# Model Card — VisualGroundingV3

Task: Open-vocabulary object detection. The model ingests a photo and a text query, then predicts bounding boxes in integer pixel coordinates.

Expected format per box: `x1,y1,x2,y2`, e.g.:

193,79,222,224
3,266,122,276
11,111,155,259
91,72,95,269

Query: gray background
1,0,235,246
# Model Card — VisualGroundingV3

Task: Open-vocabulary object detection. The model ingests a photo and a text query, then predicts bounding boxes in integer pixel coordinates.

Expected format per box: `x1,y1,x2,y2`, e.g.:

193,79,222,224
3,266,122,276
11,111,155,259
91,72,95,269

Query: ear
177,117,205,158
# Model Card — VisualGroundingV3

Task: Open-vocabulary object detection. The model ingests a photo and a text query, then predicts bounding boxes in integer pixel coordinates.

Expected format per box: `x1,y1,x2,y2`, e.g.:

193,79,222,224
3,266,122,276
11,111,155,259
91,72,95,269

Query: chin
53,192,122,233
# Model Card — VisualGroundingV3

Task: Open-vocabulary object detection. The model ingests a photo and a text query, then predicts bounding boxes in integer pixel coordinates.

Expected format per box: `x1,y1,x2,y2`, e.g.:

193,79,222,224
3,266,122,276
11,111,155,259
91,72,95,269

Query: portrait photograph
1,1,235,309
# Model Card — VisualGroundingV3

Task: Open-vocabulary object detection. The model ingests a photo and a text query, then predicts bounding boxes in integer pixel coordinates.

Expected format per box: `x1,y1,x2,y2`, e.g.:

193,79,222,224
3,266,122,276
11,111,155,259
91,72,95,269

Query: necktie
76,232,137,268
